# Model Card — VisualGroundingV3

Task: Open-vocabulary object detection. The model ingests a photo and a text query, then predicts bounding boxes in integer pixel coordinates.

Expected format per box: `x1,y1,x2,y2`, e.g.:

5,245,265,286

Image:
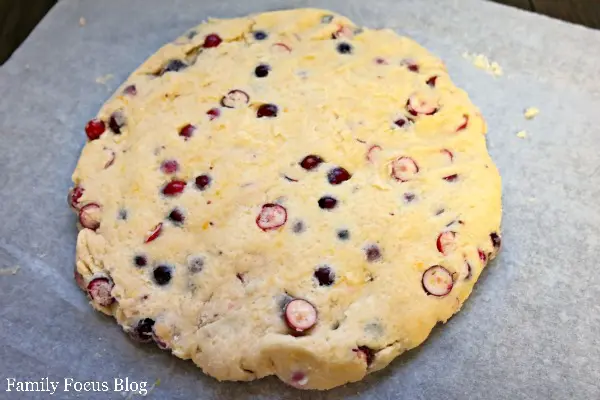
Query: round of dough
70,8,502,390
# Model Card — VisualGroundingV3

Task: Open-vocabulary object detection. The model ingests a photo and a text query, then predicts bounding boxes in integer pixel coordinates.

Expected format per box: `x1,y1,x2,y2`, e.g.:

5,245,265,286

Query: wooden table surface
1,0,599,64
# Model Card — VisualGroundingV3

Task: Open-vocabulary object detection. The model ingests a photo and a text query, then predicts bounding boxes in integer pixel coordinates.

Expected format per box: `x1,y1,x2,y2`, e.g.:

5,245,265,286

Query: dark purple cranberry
130,318,155,343
203,33,222,48
394,118,407,128
318,196,337,210
123,85,137,96
337,229,350,240
109,110,126,134
257,103,278,118
490,232,502,250
195,174,212,191
153,265,172,285
426,76,438,87
253,30,268,40
365,245,381,262
160,159,179,174
168,208,185,225
327,167,351,185
337,42,352,54
255,64,271,78
300,155,324,170
161,59,187,74
179,123,196,140
403,193,416,203
354,346,375,366
314,266,335,286
134,255,147,268
443,174,458,182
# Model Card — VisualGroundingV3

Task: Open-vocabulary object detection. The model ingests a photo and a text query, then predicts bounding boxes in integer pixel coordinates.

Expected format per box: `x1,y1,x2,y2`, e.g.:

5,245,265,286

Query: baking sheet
1,0,600,398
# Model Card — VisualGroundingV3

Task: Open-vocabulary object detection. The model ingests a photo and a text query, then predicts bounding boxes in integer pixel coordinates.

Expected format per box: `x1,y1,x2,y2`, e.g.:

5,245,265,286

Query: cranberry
203,33,222,48
300,155,324,170
441,149,454,162
402,59,419,72
318,196,337,210
256,204,287,231
289,371,309,388
437,231,457,255
162,180,187,196
85,118,106,140
314,266,335,286
456,114,469,131
490,232,502,250
188,256,204,273
407,94,438,116
108,110,126,134
153,265,172,285
374,57,388,65
391,157,419,182
422,265,453,296
179,123,196,140
479,249,487,263
253,30,268,40
168,208,185,225
195,174,212,191
206,108,220,120
130,318,155,343
123,84,137,96
160,59,187,75
366,145,382,162
134,255,147,267
271,43,292,53
87,276,114,307
365,245,382,262
68,185,84,209
336,42,352,54
79,203,101,230
221,89,250,108
443,174,459,182
160,160,179,174
327,167,351,185
354,346,375,366
144,222,163,243
256,103,278,118
426,76,438,87
337,229,350,240
255,64,271,78
284,298,317,333
394,118,408,128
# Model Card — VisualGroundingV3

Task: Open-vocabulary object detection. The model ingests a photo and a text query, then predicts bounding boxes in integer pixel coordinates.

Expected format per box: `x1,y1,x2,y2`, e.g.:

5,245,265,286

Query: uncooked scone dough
69,8,502,390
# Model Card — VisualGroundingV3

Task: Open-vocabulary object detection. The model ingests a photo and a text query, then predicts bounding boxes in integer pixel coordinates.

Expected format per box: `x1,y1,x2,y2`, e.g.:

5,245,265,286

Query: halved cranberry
441,149,454,162
85,118,106,140
168,208,185,225
123,84,137,96
130,318,155,343
336,42,352,54
443,174,459,182
327,167,351,185
391,157,419,182
490,232,502,250
144,222,163,243
354,346,375,366
221,89,250,108
407,94,438,116
103,148,116,169
162,180,186,196
153,265,172,285
256,204,287,231
426,76,438,87
254,64,271,78
478,249,487,263
160,159,179,174
108,110,126,134
195,174,212,191
437,231,457,255
271,43,292,53
79,203,101,230
87,276,114,306
314,266,335,286
256,103,278,118
179,123,196,140
159,59,187,75
134,255,147,267
300,155,324,170
456,115,469,131
289,371,309,388
422,265,453,296
318,196,337,210
203,33,222,48
461,261,472,280
366,145,382,162
365,245,382,262
68,185,84,209
206,108,220,120
284,298,317,333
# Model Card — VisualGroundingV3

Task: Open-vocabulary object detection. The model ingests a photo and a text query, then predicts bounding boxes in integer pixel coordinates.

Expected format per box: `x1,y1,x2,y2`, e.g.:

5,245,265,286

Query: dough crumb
516,130,527,139
524,107,540,120
463,52,503,76
0,265,20,276
79,17,86,27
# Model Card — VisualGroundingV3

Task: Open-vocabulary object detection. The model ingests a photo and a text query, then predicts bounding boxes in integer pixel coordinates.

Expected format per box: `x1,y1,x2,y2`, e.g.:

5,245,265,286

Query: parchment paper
1,0,600,399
